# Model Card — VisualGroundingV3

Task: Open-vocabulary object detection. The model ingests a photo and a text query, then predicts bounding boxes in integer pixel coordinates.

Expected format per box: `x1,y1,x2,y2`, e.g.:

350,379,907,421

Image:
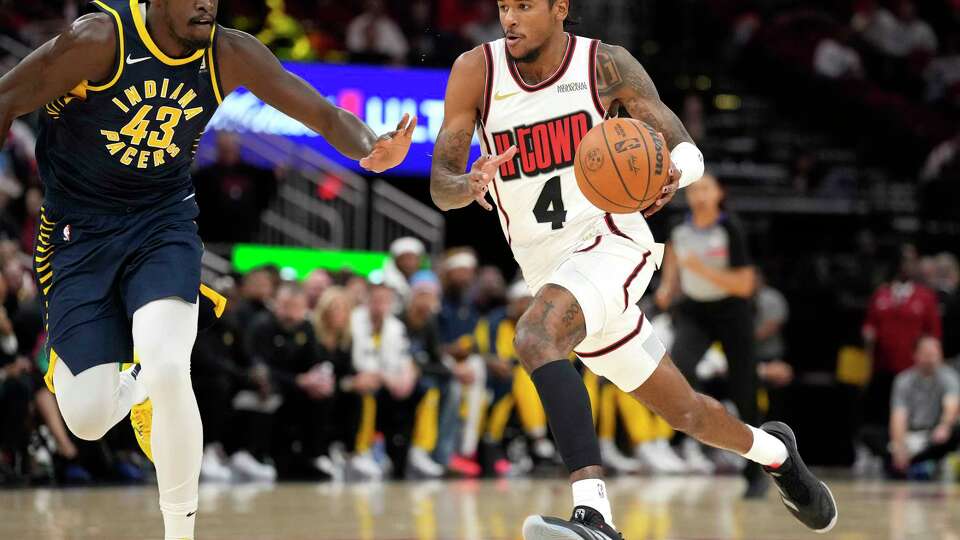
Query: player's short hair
551,0,581,27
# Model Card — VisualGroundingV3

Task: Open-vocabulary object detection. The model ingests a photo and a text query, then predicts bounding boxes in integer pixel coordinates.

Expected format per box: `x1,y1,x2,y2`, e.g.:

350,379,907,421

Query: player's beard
507,44,544,64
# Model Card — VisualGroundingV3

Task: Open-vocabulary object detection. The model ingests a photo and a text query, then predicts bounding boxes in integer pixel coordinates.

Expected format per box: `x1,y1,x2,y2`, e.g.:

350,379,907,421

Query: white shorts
533,228,667,392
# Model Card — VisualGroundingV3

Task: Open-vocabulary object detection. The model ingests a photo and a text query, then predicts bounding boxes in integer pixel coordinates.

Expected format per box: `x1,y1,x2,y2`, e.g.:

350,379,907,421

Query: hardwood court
2,477,959,539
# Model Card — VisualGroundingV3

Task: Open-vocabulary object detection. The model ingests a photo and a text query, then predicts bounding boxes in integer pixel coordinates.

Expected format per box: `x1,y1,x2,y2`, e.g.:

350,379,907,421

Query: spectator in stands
400,272,458,478
813,35,865,80
472,265,507,316
754,272,793,420
303,269,333,311
863,245,942,428
232,266,277,331
193,132,278,243
438,248,479,359
886,337,959,478
346,0,409,65
893,1,938,55
382,237,425,309
245,283,334,480
351,284,418,478
256,0,315,61
851,0,907,58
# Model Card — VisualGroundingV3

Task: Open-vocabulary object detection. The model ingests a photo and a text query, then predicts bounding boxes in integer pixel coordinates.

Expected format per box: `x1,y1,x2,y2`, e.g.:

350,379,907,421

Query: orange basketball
574,118,672,214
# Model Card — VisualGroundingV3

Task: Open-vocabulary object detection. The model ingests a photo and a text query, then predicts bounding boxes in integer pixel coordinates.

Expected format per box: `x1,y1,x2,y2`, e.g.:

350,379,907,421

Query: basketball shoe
523,506,622,540
761,421,838,533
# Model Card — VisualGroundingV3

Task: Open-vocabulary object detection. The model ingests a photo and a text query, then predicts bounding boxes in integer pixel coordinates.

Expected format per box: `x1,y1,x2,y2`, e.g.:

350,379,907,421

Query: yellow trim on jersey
44,348,60,394
207,27,223,104
199,284,227,318
87,1,125,92
129,0,205,66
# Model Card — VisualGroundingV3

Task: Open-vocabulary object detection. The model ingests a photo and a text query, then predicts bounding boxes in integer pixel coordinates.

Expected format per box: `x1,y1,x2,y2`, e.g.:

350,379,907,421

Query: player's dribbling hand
359,113,418,173
643,161,681,218
467,146,518,211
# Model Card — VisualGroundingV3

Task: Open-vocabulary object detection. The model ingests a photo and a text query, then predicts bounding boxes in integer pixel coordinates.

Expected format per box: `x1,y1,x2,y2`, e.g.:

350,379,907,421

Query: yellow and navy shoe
127,283,227,463
131,394,154,462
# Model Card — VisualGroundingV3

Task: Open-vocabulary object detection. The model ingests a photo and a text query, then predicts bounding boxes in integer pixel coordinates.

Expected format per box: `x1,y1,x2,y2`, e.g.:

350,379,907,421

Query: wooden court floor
2,477,959,540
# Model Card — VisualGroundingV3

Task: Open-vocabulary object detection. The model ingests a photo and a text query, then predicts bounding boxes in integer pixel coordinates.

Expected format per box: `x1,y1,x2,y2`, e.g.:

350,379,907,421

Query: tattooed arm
431,48,517,211
595,44,693,148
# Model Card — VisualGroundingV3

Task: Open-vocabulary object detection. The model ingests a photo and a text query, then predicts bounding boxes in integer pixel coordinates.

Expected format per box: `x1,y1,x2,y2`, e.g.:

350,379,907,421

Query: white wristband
670,142,705,188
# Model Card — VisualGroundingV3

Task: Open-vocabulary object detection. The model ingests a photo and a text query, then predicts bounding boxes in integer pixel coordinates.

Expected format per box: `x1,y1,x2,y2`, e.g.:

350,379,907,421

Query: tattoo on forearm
596,44,692,147
430,128,473,207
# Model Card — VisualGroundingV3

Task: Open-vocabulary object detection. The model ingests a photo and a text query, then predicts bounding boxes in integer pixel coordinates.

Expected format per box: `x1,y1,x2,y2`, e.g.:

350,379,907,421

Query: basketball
574,118,672,214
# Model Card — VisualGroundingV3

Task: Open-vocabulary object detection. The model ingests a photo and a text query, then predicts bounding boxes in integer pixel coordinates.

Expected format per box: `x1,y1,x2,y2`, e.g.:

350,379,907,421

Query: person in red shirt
862,245,942,425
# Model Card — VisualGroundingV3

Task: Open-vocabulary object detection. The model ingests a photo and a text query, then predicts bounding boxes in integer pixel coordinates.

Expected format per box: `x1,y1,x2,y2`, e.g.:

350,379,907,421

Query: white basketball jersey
478,34,655,286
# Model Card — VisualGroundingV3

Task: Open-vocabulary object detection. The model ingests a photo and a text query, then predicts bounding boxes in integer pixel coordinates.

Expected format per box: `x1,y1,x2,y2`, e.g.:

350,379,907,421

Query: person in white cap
382,237,426,308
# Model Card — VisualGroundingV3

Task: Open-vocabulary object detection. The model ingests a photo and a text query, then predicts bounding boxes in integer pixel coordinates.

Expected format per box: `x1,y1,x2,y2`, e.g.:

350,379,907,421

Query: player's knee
514,324,559,372
61,406,112,441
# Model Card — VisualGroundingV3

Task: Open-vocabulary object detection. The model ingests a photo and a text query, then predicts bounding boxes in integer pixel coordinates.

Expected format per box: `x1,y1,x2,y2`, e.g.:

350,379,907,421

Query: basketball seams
630,121,653,204
599,122,642,202
576,148,637,212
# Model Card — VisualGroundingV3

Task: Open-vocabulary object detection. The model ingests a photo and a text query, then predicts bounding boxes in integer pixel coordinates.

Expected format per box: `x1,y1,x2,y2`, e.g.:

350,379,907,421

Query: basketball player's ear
553,0,569,23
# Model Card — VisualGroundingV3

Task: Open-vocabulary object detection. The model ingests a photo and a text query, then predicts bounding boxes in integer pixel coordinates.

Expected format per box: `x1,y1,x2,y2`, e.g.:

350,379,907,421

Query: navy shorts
34,196,203,377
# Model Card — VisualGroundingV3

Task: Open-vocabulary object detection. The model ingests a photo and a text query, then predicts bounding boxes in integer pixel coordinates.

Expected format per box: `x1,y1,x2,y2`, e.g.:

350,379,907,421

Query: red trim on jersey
588,40,607,118
622,250,651,312
604,213,633,241
575,236,602,254
481,43,494,125
480,125,512,245
507,34,577,92
576,314,645,358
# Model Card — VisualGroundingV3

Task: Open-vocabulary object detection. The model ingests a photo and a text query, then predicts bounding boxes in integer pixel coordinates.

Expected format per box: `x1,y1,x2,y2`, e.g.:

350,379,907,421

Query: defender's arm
596,44,704,189
217,29,414,172
430,48,516,212
0,14,116,146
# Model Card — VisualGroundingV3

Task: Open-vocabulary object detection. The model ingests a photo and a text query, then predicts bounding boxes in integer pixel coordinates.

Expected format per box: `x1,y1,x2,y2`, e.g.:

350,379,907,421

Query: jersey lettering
102,79,205,169
492,111,592,181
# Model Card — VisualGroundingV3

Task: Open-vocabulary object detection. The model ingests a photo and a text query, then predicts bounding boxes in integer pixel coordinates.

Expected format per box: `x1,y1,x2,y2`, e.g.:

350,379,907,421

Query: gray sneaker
522,506,622,540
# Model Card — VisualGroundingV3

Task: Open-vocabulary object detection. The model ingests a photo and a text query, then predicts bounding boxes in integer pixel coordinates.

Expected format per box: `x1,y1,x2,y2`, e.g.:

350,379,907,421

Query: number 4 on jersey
533,176,567,230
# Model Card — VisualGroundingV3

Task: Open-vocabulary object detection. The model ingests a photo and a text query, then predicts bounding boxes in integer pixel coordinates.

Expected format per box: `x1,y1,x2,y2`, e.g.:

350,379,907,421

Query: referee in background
655,173,763,495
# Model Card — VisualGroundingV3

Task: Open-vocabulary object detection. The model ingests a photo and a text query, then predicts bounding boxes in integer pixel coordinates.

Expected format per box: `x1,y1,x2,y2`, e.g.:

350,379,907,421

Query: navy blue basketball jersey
37,0,223,211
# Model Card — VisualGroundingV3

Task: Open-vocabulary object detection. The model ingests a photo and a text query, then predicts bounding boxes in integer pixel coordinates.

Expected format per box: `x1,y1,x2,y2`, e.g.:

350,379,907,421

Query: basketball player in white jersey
430,1,838,539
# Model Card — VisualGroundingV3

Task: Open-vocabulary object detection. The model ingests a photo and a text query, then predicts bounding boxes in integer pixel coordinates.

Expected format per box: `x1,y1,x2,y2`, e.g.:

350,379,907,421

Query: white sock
162,501,197,540
742,426,789,468
571,479,614,527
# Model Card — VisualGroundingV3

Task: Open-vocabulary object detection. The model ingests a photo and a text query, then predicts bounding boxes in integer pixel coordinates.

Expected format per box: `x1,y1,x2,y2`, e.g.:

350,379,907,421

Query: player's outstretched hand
359,113,418,173
643,161,681,218
467,146,518,211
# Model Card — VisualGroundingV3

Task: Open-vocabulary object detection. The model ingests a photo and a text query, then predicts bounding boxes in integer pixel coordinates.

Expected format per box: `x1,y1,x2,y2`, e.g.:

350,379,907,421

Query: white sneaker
636,441,688,475
681,438,716,475
314,455,345,482
600,439,643,474
531,438,556,461
230,450,277,482
406,448,444,479
200,445,234,483
349,452,384,481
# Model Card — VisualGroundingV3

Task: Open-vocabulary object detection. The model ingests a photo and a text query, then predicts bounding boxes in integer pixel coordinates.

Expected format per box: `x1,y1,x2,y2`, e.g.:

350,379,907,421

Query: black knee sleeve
530,360,601,473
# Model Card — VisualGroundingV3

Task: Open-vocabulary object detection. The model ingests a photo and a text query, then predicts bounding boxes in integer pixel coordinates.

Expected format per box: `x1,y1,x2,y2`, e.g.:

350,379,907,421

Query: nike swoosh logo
494,90,520,101
126,54,152,65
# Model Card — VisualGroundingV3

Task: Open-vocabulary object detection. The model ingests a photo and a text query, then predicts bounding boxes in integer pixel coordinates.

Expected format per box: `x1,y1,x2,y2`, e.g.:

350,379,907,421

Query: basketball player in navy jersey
0,1,414,538
430,1,838,538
